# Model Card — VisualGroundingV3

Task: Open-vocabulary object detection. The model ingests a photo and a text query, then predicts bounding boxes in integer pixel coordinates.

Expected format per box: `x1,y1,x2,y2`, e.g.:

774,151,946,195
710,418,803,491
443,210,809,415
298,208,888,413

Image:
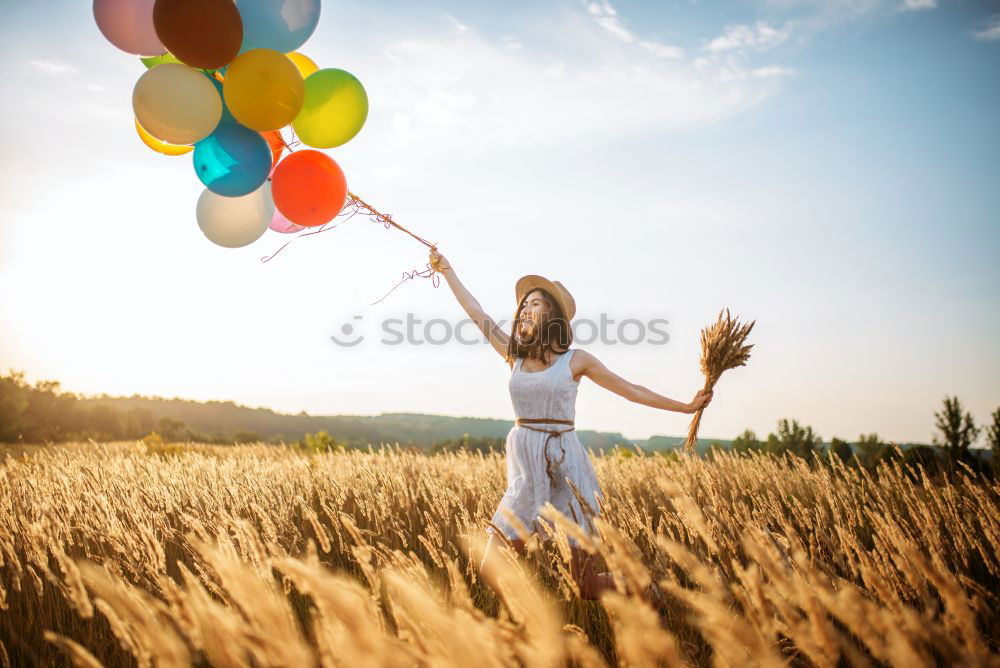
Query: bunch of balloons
94,0,368,248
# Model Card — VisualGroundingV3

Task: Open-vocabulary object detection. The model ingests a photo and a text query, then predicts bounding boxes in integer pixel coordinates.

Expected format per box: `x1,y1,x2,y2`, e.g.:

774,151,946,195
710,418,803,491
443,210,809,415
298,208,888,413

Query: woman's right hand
429,247,451,274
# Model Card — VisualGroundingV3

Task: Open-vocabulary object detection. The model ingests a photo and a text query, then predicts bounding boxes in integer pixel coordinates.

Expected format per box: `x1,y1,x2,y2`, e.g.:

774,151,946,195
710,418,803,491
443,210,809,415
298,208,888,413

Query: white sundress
488,348,604,546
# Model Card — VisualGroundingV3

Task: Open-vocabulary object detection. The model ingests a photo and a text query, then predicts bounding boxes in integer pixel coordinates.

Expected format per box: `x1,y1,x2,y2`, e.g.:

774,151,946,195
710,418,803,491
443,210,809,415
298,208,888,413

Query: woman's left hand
686,388,714,413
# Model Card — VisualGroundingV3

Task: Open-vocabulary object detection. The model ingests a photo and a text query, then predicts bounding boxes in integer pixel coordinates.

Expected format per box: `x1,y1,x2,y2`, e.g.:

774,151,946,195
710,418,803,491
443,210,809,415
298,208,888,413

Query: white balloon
196,181,274,248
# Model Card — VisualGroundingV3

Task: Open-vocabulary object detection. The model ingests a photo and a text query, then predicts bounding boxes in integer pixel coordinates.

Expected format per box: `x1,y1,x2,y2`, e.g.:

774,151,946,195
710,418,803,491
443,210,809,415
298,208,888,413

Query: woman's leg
479,531,526,597
570,547,660,603
569,546,617,600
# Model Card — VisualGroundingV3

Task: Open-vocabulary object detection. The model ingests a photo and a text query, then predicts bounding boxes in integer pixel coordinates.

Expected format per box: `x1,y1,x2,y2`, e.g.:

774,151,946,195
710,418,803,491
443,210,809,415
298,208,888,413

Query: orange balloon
271,150,347,227
261,131,285,167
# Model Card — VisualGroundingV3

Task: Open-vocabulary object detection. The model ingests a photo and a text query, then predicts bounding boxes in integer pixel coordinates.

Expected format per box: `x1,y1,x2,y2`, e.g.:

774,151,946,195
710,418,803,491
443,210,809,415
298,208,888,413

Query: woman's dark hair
505,288,573,369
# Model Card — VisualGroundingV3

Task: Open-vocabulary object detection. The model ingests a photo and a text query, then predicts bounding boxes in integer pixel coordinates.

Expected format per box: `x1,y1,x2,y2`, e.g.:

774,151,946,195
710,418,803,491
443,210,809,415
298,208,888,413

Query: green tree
856,433,887,468
731,429,761,454
900,445,940,477
152,417,188,442
766,419,821,459
298,430,343,453
0,370,31,441
932,395,980,466
120,407,156,440
986,407,1000,475
828,437,854,464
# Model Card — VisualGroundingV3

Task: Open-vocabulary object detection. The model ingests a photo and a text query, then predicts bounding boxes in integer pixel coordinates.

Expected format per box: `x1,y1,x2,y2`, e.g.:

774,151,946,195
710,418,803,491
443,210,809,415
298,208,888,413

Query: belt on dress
515,418,575,488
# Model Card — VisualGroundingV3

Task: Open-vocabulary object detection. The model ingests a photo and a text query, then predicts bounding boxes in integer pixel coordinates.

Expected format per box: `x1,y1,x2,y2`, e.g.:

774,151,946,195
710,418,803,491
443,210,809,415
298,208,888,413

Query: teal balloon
235,0,321,53
193,123,271,196
206,74,237,126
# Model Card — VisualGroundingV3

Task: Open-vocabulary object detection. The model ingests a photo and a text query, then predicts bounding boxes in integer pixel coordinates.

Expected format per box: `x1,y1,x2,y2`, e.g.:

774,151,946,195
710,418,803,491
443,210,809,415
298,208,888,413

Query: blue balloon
205,74,238,126
235,0,321,53
193,124,272,197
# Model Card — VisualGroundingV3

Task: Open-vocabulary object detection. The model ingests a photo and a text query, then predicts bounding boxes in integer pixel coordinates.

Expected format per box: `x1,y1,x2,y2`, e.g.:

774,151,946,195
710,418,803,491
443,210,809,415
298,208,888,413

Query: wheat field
1,442,998,667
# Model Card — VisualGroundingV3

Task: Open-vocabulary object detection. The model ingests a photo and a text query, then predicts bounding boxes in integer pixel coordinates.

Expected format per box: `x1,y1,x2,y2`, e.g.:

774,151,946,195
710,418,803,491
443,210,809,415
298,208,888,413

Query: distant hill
5,369,952,454
78,394,951,454
79,395,726,451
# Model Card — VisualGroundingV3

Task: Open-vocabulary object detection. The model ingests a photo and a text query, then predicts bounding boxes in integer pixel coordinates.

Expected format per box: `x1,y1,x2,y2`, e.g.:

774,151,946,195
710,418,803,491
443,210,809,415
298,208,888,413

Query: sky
0,0,998,445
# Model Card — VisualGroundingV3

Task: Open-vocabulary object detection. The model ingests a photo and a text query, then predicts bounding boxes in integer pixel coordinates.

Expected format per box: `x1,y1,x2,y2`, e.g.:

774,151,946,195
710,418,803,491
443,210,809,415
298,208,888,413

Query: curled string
365,264,441,305
258,204,357,262
344,192,442,305
258,132,445,302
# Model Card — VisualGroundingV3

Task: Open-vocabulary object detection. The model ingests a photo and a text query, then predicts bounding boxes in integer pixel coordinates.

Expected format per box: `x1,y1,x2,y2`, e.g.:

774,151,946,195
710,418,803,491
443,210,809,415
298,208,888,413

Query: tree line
2,369,996,475
700,395,998,476
0,371,266,445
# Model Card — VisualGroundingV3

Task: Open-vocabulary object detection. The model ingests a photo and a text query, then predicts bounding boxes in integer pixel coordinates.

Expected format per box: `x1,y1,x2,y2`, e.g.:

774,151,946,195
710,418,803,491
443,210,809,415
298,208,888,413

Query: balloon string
337,191,444,305
258,221,341,263
366,266,441,305
262,131,444,302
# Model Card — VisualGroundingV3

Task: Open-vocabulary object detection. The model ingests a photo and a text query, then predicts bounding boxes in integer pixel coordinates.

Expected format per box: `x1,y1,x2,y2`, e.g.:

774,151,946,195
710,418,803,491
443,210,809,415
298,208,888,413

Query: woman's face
518,290,550,336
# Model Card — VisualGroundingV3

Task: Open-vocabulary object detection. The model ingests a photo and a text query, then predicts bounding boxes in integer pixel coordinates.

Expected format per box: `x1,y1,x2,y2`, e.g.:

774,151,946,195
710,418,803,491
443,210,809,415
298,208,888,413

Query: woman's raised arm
430,248,510,359
573,349,713,414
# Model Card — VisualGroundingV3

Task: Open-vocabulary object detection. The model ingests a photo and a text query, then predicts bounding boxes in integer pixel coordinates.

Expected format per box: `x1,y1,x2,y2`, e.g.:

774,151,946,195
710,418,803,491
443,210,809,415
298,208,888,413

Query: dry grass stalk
685,307,756,453
0,441,997,667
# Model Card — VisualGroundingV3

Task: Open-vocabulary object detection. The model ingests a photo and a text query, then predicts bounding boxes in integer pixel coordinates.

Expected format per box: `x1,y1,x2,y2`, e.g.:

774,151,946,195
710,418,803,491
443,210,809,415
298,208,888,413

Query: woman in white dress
429,249,713,600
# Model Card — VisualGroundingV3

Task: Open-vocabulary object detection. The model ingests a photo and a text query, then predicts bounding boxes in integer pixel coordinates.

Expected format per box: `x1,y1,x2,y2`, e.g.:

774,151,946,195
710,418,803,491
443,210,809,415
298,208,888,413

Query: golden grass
685,307,755,453
1,441,998,667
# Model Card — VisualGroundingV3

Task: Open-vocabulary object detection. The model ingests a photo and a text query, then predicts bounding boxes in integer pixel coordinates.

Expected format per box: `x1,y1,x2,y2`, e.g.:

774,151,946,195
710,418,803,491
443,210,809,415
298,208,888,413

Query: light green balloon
293,68,368,149
140,53,222,74
139,53,181,68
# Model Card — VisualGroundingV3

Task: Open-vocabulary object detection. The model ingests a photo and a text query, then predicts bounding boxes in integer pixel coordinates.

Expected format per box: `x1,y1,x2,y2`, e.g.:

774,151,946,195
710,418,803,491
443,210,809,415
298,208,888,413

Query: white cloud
586,0,635,43
900,0,936,10
705,21,792,53
501,35,523,50
751,65,796,77
30,59,78,76
583,0,684,58
972,16,1000,41
441,11,468,33
639,40,684,59
369,12,790,154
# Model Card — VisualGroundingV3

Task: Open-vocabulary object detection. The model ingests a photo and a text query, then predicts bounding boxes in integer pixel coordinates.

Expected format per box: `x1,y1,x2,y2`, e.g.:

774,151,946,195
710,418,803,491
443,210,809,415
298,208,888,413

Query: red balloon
152,0,242,70
271,150,348,227
261,131,285,168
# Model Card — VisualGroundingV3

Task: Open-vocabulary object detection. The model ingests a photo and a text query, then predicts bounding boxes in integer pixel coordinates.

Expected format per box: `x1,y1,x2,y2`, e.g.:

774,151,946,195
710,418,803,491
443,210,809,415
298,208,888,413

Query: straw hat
515,274,576,322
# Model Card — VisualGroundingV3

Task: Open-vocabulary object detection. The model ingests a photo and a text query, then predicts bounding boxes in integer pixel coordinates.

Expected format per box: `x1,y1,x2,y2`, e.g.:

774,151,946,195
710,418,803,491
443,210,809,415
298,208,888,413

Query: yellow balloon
224,48,304,131
134,118,193,155
286,52,318,79
293,68,369,149
132,63,222,145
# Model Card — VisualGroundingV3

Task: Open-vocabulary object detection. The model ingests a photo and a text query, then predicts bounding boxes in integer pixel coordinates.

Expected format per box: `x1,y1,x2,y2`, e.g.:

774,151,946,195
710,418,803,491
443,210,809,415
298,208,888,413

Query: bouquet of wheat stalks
685,307,755,453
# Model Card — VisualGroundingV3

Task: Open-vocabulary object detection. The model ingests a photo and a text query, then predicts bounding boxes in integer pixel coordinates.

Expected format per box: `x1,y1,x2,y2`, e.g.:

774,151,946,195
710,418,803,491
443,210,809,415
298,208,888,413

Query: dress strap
558,348,575,378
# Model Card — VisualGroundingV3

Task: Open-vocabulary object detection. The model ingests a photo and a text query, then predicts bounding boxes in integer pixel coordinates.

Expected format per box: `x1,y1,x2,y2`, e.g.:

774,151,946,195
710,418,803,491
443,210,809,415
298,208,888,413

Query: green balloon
293,68,368,149
140,53,222,75
139,52,181,68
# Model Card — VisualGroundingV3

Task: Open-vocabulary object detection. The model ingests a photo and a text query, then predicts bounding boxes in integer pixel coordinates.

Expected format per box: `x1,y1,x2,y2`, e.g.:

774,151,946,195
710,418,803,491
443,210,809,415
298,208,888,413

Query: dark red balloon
152,0,243,70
